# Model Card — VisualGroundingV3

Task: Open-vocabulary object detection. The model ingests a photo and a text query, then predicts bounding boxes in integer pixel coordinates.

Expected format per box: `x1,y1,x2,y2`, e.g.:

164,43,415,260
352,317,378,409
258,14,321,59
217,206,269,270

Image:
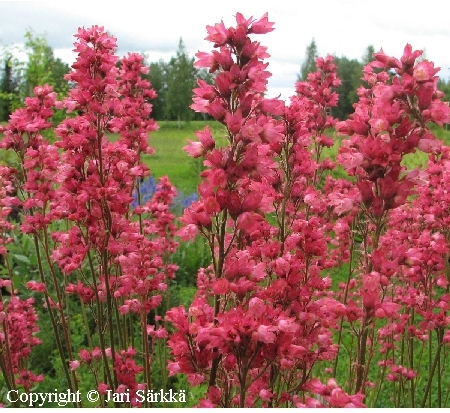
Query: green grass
0,120,227,195
3,119,450,194
139,120,226,194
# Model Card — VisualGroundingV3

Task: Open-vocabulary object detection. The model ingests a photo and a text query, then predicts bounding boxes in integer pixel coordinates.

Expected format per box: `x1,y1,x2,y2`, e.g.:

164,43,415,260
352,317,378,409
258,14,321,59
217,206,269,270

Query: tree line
147,39,213,125
0,30,70,121
1,31,450,124
0,30,212,126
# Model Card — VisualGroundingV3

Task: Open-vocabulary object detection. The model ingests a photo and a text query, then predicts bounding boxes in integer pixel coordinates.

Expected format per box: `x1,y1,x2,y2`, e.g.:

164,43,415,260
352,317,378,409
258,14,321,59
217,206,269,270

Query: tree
50,58,70,97
0,54,17,121
22,29,70,98
23,29,55,96
331,56,363,120
145,46,213,122
438,79,450,103
0,29,70,119
147,60,168,120
362,45,375,65
299,38,318,81
165,38,197,128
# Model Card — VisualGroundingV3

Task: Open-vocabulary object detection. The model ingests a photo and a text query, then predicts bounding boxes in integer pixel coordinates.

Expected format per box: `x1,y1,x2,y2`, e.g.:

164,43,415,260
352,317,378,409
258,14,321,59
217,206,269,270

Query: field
138,121,450,194
135,120,226,194
4,119,448,195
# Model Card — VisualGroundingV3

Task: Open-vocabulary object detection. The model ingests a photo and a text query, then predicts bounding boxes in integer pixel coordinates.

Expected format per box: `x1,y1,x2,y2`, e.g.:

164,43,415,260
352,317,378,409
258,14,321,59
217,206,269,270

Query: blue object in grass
131,176,198,213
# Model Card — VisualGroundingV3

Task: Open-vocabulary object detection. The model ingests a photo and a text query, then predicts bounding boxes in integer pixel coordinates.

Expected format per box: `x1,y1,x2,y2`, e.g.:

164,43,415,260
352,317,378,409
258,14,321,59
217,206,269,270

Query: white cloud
1,0,450,99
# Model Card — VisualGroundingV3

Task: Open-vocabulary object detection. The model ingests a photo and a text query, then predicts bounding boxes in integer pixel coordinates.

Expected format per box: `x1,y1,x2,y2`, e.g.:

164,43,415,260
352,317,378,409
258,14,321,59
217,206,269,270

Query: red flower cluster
0,296,43,391
167,13,364,407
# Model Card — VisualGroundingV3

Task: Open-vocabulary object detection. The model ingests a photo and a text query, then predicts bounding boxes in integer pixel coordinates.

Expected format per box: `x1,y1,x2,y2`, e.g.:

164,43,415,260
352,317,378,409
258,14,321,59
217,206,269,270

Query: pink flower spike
401,43,422,66
175,224,198,241
195,126,215,150
253,325,276,344
79,349,92,364
235,12,253,27
183,140,205,158
0,279,12,289
250,13,275,34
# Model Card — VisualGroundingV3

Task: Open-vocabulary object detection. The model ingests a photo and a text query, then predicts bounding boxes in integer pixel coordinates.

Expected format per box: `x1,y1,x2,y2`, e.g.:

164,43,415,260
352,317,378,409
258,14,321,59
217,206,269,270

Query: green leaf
13,254,30,265
22,233,31,251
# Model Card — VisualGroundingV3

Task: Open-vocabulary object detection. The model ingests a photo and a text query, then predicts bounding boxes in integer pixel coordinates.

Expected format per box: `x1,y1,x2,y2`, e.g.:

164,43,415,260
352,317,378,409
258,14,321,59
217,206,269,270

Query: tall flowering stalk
167,13,362,408
366,148,450,407
0,84,81,398
335,44,450,401
0,26,177,407
167,13,450,408
170,13,283,407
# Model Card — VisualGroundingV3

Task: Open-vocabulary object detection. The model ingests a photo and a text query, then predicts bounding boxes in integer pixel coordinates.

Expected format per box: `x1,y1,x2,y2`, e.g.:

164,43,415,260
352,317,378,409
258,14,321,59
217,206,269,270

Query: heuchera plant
168,13,362,407
1,12,450,409
335,44,450,400
0,27,177,407
167,12,450,408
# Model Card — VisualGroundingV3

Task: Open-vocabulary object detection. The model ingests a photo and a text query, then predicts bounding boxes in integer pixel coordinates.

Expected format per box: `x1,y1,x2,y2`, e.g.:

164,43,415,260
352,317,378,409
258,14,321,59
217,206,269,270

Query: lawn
138,120,226,194
3,119,449,195
137,121,450,204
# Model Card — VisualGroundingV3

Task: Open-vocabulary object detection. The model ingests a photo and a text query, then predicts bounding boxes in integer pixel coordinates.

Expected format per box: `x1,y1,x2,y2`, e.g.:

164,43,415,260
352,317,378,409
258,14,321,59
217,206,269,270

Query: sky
0,1,449,101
